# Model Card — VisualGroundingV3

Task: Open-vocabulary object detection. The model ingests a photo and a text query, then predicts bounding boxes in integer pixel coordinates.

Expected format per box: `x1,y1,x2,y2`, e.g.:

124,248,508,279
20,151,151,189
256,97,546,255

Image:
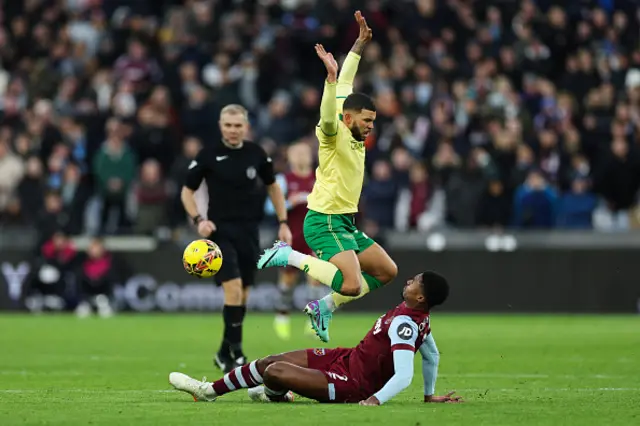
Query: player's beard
349,124,366,142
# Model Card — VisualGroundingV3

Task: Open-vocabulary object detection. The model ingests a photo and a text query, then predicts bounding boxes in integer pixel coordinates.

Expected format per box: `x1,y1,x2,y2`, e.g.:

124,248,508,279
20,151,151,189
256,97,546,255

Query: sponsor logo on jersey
350,140,365,151
396,322,414,340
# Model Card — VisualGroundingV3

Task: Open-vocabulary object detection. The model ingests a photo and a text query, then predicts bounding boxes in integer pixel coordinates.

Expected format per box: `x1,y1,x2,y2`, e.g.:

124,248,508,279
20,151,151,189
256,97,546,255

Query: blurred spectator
169,136,202,229
61,163,91,235
396,162,444,232
476,179,511,229
93,125,137,234
445,150,489,227
593,138,640,231
132,159,169,235
16,157,45,220
113,39,162,95
131,86,179,172
75,238,116,319
363,159,398,229
25,231,76,314
513,170,558,229
0,139,25,214
37,192,68,246
556,175,598,229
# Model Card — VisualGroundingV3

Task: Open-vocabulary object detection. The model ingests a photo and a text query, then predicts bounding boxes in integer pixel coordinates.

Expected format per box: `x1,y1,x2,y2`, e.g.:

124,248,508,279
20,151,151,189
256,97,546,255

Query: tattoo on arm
350,40,366,55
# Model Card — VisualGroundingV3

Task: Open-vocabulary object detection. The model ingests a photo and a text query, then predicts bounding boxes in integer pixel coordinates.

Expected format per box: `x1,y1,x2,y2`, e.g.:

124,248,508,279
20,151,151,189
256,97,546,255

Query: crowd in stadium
1,0,640,240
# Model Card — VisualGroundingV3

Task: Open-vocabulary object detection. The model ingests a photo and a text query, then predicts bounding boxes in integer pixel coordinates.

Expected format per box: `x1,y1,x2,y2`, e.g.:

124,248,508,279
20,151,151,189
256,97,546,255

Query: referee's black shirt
184,140,276,224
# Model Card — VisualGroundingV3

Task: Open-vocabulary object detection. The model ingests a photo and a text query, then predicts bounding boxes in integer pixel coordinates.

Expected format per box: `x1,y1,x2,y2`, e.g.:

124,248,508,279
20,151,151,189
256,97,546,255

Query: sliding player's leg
169,350,308,402
323,240,398,312
259,361,332,402
250,347,359,404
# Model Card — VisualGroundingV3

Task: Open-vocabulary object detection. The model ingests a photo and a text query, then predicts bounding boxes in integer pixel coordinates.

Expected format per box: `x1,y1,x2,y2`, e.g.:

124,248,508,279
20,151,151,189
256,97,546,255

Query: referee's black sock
222,305,245,359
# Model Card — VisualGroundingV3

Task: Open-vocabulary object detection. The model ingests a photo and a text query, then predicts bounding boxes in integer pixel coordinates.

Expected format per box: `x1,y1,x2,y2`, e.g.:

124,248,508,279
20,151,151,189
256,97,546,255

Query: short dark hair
421,271,449,309
343,93,376,113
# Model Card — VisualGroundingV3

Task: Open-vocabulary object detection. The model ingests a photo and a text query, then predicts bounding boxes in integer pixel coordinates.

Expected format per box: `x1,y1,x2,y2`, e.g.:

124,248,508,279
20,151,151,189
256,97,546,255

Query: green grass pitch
0,313,639,425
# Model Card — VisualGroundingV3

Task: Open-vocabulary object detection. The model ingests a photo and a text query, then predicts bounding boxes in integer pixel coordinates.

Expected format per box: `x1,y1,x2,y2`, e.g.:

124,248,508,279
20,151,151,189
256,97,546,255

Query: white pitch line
0,371,633,379
0,390,176,394
439,373,628,379
459,387,640,392
1,388,639,395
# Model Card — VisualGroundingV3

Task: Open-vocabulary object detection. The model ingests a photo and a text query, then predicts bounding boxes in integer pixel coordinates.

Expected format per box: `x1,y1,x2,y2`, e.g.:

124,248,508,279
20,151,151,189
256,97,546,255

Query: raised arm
336,11,372,111
315,44,339,138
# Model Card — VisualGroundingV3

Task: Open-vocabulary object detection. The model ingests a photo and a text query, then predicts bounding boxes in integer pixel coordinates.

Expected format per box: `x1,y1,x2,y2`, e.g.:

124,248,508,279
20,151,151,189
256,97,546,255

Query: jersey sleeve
257,148,276,186
419,333,440,397
184,149,207,191
317,81,338,143
336,52,361,114
372,315,419,405
388,315,420,352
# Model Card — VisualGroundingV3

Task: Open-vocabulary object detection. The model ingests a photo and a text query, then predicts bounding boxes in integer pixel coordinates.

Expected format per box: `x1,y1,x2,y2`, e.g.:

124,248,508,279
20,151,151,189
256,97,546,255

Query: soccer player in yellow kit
258,11,398,342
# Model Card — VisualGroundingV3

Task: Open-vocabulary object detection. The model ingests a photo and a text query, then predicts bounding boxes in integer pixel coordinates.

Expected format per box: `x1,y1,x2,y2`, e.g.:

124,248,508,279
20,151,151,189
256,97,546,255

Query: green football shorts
302,210,375,261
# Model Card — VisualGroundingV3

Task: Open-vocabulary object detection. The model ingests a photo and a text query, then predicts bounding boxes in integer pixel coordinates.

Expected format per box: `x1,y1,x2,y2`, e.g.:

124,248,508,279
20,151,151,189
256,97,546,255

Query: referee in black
181,104,292,373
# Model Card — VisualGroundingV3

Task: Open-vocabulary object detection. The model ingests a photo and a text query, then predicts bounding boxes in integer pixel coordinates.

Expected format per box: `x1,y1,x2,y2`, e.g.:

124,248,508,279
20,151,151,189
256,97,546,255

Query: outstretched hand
425,391,464,403
315,44,338,82
355,10,372,43
359,395,381,406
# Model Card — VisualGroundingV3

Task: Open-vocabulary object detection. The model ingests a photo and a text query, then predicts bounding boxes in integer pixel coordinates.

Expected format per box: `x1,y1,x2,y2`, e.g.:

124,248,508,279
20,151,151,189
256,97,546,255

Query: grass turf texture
0,313,638,426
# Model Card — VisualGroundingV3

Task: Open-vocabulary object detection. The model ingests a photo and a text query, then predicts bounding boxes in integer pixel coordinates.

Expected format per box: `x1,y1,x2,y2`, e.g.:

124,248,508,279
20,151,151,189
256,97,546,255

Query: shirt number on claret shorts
327,372,348,382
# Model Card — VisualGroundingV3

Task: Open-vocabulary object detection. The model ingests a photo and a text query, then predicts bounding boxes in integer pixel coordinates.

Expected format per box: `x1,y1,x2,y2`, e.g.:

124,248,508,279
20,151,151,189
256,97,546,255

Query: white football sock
287,250,305,268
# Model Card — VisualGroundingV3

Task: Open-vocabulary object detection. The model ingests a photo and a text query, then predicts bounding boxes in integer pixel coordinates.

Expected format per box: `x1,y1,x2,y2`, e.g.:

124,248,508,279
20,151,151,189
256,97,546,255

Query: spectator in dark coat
595,138,640,215
363,159,398,229
476,179,512,229
556,175,597,229
513,170,558,229
25,231,77,313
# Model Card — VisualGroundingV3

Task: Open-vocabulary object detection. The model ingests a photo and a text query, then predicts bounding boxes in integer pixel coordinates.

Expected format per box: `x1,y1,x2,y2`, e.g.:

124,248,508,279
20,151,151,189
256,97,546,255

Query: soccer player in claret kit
258,11,398,343
169,271,463,406
265,141,325,340
181,104,292,374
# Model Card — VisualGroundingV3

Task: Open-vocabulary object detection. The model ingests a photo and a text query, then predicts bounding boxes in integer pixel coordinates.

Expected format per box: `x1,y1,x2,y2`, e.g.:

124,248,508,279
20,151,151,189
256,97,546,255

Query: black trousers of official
209,222,260,361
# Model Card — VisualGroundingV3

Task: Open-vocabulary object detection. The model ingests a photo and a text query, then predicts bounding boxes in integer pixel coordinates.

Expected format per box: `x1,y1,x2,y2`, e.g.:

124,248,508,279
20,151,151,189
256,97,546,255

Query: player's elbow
395,374,413,391
181,186,195,199
424,351,440,366
319,120,337,137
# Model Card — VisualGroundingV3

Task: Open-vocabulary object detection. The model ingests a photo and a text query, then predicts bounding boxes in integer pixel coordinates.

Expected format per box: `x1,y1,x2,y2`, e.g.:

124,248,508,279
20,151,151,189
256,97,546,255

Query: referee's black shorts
209,222,260,288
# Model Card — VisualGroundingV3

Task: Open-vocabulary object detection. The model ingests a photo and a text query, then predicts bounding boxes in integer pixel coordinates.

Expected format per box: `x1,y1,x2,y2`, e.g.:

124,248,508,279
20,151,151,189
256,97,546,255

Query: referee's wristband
192,215,203,225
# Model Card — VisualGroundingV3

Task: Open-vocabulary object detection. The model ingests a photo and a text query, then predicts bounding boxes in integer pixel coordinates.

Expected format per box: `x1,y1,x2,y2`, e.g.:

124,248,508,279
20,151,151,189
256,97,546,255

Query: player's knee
381,260,398,284
256,355,278,374
263,362,287,383
222,280,243,305
340,277,361,296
